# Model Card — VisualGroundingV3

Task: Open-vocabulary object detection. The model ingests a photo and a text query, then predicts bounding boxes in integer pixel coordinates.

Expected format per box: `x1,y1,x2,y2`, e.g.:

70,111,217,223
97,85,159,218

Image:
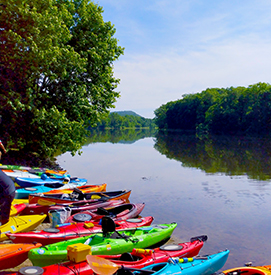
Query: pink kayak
65,203,145,223
22,199,126,216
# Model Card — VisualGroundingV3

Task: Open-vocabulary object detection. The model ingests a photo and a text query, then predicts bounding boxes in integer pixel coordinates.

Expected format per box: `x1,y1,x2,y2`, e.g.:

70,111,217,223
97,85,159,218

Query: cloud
99,0,271,117
113,35,271,117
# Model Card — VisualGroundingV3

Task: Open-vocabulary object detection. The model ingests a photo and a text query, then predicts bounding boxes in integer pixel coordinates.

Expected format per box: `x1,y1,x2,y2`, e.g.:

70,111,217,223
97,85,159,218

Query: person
0,140,15,225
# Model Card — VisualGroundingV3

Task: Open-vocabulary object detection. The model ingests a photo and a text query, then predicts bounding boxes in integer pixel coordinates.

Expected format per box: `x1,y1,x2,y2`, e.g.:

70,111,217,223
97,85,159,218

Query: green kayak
28,222,177,267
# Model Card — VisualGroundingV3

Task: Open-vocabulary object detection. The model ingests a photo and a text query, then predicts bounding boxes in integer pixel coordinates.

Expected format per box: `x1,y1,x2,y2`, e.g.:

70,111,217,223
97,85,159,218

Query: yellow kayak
12,198,29,205
0,214,47,241
222,265,271,275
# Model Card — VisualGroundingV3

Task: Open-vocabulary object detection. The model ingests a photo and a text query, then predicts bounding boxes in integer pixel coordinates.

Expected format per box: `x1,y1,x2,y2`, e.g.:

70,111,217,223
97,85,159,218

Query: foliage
154,131,271,181
0,0,124,157
154,82,271,135
89,112,156,129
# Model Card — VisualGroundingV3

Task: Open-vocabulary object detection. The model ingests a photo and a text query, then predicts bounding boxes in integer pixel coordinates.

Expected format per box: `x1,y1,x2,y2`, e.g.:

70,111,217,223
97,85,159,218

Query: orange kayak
43,183,107,195
28,190,131,204
0,243,42,270
222,265,271,275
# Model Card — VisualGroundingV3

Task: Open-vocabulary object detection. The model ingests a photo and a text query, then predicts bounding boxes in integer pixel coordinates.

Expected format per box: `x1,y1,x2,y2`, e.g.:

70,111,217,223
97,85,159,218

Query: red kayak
10,203,26,216
65,203,145,223
22,199,126,216
20,235,207,275
7,216,154,245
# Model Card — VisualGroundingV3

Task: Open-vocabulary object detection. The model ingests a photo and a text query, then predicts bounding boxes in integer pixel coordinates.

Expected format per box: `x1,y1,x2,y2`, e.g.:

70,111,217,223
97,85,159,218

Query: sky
97,0,271,118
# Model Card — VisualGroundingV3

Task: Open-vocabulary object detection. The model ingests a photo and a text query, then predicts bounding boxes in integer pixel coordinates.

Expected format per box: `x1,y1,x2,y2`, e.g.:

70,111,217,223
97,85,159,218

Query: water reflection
154,131,271,181
85,128,156,145
57,131,271,269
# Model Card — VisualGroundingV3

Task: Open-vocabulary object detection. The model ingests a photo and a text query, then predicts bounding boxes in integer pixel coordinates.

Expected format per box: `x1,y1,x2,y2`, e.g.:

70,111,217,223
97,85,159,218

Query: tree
0,0,124,157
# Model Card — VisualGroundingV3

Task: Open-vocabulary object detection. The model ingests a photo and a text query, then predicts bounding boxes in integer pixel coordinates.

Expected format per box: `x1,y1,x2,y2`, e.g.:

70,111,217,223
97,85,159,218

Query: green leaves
0,0,124,157
154,82,271,136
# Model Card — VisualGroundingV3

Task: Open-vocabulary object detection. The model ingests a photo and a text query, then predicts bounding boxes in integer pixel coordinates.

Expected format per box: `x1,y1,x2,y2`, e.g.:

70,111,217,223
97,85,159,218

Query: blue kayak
135,249,229,275
15,182,87,199
15,174,87,188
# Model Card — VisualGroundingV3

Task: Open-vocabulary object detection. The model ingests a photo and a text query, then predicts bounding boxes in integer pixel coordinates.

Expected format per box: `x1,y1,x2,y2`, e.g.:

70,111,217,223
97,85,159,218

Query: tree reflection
85,128,157,145
154,131,271,181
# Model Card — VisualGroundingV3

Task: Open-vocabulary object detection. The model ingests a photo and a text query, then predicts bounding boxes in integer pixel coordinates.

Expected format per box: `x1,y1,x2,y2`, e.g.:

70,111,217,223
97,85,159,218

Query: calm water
57,133,271,270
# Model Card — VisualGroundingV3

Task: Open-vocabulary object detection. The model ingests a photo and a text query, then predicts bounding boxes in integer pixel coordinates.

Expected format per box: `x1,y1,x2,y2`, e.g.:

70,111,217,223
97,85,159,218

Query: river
57,131,271,270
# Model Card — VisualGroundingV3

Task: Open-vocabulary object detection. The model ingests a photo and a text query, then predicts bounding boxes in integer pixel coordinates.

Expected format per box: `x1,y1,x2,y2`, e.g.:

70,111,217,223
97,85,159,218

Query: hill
111,111,143,117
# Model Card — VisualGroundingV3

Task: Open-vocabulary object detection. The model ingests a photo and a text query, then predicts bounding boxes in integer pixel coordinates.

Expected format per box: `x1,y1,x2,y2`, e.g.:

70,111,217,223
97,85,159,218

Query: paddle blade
87,255,120,275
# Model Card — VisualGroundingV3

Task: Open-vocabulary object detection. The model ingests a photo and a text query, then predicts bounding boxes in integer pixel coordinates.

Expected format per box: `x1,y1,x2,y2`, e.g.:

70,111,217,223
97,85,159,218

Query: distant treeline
154,82,271,135
90,112,156,129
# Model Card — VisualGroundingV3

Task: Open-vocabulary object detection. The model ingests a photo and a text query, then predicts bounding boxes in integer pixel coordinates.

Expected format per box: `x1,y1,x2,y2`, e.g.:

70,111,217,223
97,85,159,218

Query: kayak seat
119,252,135,262
70,188,85,200
96,207,110,215
110,232,130,240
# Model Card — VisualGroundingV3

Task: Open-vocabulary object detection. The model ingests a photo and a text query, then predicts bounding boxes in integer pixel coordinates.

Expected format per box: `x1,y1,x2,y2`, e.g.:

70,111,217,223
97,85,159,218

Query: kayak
222,264,271,275
22,199,126,217
0,164,67,175
28,222,177,267
12,198,29,205
65,202,145,223
43,183,107,195
130,249,229,275
0,242,42,270
10,203,26,216
28,189,131,204
0,214,47,241
15,174,87,188
15,183,106,199
3,169,41,181
7,216,154,245
40,235,207,275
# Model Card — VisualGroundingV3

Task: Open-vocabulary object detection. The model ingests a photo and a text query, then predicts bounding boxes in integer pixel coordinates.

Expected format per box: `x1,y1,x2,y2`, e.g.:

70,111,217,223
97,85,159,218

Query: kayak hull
222,265,271,275
28,189,131,204
22,199,126,216
44,183,107,195
7,216,154,245
138,249,229,275
0,243,42,270
10,203,26,216
65,202,145,223
0,214,47,241
15,183,106,199
28,222,177,267
15,176,87,188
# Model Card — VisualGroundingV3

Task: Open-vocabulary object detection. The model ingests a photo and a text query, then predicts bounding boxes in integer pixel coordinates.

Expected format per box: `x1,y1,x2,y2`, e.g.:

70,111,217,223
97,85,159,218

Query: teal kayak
135,249,229,275
15,181,87,199
15,174,87,188
28,222,177,267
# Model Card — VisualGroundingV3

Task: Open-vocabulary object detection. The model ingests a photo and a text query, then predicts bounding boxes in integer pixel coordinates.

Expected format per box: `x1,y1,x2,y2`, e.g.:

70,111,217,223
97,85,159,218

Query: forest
154,82,271,135
90,112,156,130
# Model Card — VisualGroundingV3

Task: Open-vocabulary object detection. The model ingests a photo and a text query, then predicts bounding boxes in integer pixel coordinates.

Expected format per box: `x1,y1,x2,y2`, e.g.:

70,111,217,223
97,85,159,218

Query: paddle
87,255,156,275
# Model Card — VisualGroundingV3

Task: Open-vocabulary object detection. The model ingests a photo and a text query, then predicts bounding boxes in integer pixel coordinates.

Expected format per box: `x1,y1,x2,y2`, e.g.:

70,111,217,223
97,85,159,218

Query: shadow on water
154,131,271,181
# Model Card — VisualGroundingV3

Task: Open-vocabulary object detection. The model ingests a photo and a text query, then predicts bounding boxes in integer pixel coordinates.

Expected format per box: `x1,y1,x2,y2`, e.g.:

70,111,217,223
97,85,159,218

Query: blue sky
97,0,271,118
